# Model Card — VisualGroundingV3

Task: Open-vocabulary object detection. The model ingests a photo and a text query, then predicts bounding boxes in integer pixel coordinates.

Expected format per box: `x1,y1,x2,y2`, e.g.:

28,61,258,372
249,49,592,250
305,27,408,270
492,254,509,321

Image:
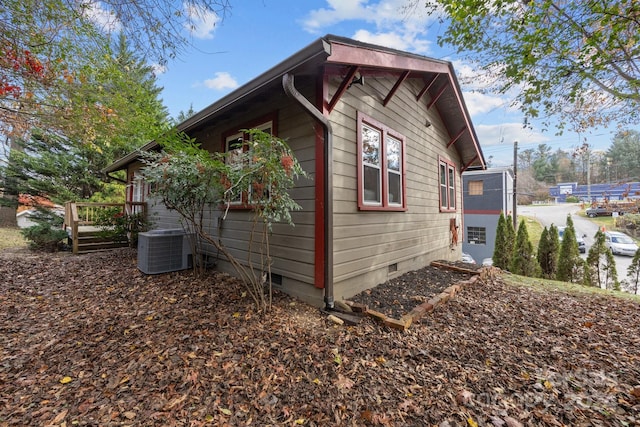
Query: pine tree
492,212,508,269
537,225,559,279
537,227,551,277
585,229,608,287
627,248,640,294
556,215,581,283
584,229,619,290
510,219,539,277
603,250,620,291
4,35,168,203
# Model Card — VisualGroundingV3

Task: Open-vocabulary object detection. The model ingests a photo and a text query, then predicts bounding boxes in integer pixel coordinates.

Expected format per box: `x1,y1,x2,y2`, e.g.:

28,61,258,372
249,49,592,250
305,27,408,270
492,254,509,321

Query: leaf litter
0,248,639,426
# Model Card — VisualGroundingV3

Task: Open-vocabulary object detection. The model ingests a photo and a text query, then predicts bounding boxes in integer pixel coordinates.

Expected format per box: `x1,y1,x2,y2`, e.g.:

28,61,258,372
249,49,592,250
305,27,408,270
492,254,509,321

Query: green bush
95,207,149,247
21,223,68,252
20,208,67,252
565,196,580,203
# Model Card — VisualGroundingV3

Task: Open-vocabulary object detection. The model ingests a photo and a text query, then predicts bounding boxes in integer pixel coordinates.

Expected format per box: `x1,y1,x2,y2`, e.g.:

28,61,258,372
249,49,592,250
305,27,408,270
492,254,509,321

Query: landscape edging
355,265,500,331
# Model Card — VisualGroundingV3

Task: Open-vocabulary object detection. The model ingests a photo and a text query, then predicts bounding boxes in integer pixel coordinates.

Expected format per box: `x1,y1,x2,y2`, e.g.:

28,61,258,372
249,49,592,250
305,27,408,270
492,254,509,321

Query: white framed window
223,120,274,206
439,157,457,211
225,132,245,205
357,112,406,211
362,124,382,205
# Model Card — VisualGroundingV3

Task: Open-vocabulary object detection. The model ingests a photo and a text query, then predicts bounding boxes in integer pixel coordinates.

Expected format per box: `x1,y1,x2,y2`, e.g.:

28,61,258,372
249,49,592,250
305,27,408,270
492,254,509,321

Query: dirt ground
1,248,639,426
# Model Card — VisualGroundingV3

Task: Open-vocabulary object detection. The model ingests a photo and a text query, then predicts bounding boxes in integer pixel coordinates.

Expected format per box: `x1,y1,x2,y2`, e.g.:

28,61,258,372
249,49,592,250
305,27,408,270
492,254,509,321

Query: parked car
585,206,613,217
481,258,493,267
461,252,476,264
604,231,639,256
557,226,586,253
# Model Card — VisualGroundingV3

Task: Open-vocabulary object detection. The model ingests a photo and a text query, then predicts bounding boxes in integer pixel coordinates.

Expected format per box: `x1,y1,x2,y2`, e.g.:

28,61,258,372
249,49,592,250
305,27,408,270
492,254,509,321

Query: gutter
282,73,335,310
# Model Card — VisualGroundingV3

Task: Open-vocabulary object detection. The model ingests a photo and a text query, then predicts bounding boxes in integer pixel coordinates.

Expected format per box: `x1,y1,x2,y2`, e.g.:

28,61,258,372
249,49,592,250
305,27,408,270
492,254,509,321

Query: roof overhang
104,34,485,173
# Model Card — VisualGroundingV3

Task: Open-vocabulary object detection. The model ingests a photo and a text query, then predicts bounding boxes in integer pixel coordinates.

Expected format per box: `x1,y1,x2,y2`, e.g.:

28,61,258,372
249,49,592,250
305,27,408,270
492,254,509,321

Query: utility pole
586,146,591,202
513,140,518,230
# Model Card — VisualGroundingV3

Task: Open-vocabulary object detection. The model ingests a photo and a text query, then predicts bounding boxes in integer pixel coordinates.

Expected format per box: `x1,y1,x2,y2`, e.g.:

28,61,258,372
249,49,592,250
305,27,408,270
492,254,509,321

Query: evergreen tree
492,212,508,269
510,219,539,277
585,229,608,287
537,224,560,279
556,215,581,283
4,35,169,203
627,248,640,295
584,229,619,289
603,250,620,291
537,227,550,276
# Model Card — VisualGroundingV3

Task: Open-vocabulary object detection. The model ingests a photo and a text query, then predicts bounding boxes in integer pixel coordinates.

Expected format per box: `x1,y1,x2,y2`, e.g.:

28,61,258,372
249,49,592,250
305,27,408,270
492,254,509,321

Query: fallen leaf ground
1,248,639,426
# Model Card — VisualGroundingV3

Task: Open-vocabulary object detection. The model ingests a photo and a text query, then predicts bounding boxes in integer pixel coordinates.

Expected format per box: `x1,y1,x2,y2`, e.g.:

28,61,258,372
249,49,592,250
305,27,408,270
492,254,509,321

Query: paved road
518,204,636,292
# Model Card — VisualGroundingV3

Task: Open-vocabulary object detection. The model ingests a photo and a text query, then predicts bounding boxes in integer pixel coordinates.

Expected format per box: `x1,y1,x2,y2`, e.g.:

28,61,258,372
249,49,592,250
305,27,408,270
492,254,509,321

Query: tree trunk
0,199,18,227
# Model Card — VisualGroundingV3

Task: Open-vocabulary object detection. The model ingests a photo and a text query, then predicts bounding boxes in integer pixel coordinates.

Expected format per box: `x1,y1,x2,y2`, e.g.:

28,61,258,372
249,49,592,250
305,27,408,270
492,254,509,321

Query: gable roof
105,34,485,173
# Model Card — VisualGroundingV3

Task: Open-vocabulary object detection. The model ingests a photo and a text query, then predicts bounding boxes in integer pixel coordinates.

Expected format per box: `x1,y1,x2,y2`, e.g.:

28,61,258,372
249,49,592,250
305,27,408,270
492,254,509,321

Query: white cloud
184,3,220,40
352,30,432,54
302,0,370,32
83,1,121,33
202,72,238,90
463,91,508,117
475,123,551,166
301,0,435,54
151,63,167,76
476,123,549,147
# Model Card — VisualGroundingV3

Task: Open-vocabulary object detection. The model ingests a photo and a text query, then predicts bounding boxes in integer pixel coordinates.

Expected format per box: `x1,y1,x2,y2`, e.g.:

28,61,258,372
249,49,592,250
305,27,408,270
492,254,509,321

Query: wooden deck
64,202,146,254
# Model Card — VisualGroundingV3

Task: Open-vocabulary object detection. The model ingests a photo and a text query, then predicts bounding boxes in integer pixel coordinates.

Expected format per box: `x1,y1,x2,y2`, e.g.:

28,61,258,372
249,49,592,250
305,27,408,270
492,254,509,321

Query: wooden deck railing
64,201,147,254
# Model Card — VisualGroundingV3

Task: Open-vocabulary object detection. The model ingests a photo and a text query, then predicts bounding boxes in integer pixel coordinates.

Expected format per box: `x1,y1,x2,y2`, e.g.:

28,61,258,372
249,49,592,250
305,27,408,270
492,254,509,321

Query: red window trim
356,112,407,212
439,156,457,212
220,112,278,210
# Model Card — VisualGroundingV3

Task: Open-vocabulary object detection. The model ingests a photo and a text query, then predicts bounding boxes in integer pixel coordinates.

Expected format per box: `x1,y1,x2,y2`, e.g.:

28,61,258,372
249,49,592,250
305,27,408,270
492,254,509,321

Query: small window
439,157,457,211
223,120,274,206
468,180,483,196
467,226,486,245
357,113,406,211
225,132,245,205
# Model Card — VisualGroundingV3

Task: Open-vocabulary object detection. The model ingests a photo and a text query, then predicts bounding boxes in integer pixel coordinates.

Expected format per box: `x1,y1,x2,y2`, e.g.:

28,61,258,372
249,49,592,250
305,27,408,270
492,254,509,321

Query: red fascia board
327,42,451,74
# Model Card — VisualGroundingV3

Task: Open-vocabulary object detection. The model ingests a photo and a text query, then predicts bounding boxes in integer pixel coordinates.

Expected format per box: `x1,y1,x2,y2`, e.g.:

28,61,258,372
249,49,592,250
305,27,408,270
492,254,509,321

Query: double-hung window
224,120,274,206
225,132,245,205
357,113,406,211
439,157,456,211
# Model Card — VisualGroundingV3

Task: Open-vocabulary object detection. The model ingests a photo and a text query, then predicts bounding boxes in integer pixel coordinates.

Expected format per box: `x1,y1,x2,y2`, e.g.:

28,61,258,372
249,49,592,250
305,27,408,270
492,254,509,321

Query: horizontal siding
136,84,319,292
328,73,462,285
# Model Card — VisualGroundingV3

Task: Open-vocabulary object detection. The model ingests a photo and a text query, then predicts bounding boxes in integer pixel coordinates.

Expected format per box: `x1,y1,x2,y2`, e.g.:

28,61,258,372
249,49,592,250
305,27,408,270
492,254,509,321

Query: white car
461,252,476,264
557,226,586,253
604,231,639,256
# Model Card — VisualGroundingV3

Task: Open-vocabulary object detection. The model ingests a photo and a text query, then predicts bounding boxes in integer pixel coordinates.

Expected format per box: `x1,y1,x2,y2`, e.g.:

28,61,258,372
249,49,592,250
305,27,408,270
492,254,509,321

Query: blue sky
151,0,626,167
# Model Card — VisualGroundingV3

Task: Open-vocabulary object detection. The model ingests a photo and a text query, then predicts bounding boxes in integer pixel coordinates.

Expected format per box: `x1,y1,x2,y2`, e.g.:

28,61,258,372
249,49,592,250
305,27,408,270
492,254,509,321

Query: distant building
549,182,640,203
15,194,63,228
462,168,514,264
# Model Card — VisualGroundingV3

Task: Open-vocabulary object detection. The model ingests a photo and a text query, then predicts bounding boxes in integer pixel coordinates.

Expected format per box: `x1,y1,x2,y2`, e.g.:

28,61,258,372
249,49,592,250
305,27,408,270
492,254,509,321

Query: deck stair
64,202,146,254
73,226,129,254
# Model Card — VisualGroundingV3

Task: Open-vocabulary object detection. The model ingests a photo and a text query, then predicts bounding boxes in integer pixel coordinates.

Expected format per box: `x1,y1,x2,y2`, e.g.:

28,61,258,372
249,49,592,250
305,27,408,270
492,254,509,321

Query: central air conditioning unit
137,229,193,274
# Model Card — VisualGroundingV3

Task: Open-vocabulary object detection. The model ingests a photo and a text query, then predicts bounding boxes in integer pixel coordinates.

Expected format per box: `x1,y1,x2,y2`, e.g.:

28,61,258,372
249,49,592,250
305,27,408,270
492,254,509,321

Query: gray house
105,35,486,307
462,168,513,264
